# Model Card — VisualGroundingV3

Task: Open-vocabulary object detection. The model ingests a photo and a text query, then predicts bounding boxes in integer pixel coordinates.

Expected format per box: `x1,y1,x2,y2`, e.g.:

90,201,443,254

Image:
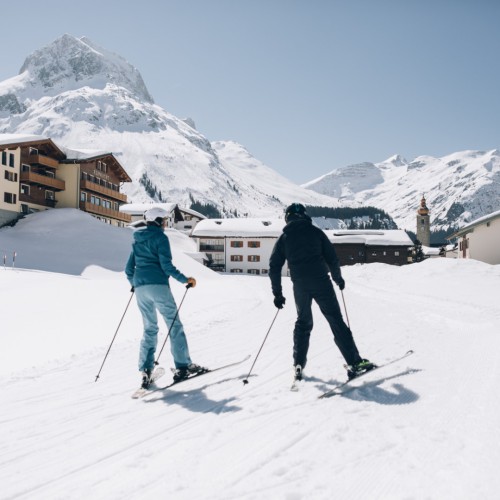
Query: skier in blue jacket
269,203,374,381
125,207,204,387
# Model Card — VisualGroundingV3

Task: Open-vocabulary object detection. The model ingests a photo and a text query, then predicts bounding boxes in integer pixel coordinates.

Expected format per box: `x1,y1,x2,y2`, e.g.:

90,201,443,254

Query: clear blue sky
1,0,499,183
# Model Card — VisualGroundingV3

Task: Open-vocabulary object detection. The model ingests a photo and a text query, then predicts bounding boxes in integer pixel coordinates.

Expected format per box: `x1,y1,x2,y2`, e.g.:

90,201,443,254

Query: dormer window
96,160,107,173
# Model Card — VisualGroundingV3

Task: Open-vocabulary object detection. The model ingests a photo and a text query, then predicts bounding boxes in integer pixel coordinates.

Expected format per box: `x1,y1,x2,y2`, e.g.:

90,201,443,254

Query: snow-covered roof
422,245,442,256
178,207,206,219
191,218,285,238
59,146,113,160
324,229,414,246
0,133,51,146
448,209,500,238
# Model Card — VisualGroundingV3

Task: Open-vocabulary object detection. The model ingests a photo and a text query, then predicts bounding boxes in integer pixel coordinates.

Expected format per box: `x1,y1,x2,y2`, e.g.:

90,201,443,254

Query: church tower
416,195,431,246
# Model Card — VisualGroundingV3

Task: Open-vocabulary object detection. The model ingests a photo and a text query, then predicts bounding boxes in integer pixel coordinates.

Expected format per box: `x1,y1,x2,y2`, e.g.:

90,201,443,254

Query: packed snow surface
1,210,499,499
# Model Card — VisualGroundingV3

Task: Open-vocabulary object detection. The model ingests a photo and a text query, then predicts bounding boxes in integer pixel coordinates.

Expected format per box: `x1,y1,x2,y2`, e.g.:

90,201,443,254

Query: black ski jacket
269,218,343,296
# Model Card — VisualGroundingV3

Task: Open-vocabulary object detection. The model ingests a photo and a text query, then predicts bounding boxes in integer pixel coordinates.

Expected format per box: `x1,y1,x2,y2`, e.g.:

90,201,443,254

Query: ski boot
347,359,376,380
172,363,208,383
141,368,153,389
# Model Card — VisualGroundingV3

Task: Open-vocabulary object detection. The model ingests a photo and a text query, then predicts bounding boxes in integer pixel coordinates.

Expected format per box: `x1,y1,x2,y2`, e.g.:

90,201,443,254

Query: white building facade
190,218,288,276
448,210,500,265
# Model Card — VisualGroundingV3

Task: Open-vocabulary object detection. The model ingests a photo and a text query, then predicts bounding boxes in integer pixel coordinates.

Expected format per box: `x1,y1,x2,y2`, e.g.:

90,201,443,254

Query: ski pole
154,283,192,366
340,289,351,329
243,309,280,385
95,290,135,382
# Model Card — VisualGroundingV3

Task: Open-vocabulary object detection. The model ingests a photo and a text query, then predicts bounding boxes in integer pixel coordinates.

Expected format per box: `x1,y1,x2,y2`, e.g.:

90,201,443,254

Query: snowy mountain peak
17,34,153,103
304,149,500,232
0,34,339,217
384,154,408,167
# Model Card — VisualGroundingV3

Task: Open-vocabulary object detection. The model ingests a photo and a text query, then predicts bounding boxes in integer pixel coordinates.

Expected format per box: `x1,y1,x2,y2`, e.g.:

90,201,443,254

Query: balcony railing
22,154,60,169
19,193,58,208
80,179,127,202
80,201,131,223
20,171,65,191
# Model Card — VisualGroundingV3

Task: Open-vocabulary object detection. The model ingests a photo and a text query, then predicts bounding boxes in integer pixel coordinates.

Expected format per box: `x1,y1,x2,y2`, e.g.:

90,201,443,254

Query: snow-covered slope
304,151,500,232
0,34,338,217
1,210,499,499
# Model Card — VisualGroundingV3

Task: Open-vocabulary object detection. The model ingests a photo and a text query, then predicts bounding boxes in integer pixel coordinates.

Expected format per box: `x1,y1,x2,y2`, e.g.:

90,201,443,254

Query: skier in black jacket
269,203,374,381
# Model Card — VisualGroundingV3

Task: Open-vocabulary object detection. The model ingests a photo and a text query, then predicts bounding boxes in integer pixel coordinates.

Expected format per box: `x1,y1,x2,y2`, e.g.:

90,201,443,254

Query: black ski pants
292,276,361,368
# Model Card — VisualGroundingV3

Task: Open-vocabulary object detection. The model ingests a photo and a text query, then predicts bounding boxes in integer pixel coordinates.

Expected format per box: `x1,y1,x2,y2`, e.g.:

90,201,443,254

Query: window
261,269,269,275
0,151,14,167
394,251,400,256
45,190,55,200
4,171,18,182
97,160,107,172
29,147,38,155
81,191,87,202
22,164,30,172
248,241,261,248
200,240,224,252
248,269,260,275
231,255,243,262
4,192,17,204
230,269,243,273
21,184,30,195
231,241,243,248
248,255,260,262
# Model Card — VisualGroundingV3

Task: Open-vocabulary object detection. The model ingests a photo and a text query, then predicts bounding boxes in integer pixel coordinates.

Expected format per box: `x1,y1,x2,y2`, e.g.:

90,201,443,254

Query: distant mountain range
303,151,500,232
1,34,499,233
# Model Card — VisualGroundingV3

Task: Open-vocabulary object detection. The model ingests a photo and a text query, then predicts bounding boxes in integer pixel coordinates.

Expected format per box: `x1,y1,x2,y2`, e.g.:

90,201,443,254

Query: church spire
416,195,431,246
417,195,430,216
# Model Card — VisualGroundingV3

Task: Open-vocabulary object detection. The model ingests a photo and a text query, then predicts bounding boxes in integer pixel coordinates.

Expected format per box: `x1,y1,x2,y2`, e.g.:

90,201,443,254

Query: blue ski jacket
125,225,188,288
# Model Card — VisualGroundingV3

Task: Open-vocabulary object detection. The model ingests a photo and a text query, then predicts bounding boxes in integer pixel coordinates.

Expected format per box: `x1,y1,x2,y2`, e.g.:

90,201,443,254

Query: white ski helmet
143,207,169,225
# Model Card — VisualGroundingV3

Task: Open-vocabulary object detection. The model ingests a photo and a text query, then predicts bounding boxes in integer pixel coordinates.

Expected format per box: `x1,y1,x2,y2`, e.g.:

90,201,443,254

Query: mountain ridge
303,149,500,232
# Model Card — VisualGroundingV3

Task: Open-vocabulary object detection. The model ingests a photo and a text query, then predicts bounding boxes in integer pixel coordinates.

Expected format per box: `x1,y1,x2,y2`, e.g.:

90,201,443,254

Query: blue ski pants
292,277,361,368
135,284,192,371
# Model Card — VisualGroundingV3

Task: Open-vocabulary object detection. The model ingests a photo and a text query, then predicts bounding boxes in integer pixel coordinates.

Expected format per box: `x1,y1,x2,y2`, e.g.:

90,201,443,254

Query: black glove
273,295,286,309
337,279,345,291
130,286,135,293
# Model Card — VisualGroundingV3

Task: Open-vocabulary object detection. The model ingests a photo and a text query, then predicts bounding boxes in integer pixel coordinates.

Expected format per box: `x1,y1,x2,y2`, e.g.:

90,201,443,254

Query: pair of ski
131,355,250,399
291,350,414,398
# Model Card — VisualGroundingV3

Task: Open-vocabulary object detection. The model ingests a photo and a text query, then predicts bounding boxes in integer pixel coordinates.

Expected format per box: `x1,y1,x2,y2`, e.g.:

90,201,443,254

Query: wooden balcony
19,193,58,208
22,154,60,169
20,171,65,191
79,201,131,223
80,179,127,202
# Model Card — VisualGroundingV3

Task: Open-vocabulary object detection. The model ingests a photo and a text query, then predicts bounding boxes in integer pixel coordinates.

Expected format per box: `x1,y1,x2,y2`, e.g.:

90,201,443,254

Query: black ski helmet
285,203,307,222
